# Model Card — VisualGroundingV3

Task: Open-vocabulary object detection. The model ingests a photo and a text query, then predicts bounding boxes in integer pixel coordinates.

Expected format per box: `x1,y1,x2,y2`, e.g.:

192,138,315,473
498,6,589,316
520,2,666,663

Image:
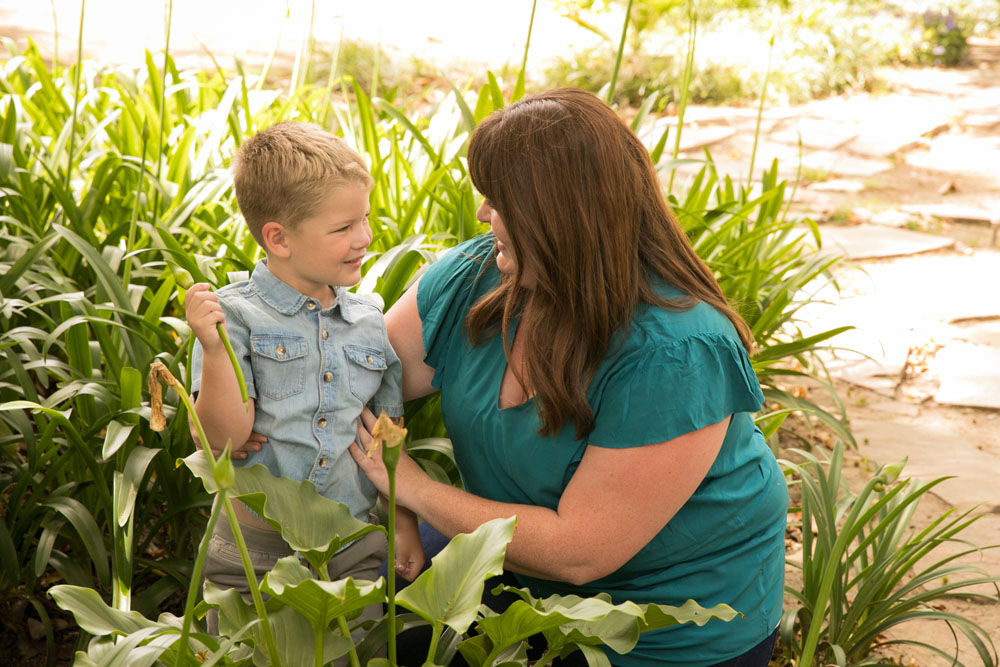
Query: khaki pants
203,516,387,663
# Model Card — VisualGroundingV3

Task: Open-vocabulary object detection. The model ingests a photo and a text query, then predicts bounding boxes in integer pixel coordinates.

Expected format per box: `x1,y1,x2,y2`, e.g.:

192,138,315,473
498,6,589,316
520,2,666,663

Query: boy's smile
271,183,373,307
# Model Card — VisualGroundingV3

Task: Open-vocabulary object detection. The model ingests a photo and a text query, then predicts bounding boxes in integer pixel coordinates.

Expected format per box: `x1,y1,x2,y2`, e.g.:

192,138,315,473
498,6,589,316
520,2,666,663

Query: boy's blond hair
232,121,374,247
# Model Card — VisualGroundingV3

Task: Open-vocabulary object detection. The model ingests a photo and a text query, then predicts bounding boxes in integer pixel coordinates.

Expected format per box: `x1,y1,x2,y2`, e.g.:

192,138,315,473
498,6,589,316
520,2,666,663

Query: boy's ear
261,221,291,258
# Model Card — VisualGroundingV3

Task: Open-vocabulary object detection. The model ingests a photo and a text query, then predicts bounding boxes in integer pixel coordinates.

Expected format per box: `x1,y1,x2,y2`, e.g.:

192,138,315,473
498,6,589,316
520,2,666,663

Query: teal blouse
417,234,787,667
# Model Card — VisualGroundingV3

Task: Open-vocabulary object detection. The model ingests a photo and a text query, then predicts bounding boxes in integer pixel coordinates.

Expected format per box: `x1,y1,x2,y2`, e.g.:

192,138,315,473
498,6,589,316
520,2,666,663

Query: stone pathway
667,38,1000,666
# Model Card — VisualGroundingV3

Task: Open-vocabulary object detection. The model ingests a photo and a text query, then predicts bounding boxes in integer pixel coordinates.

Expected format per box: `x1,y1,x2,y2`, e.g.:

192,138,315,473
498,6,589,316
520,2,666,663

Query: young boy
185,121,424,641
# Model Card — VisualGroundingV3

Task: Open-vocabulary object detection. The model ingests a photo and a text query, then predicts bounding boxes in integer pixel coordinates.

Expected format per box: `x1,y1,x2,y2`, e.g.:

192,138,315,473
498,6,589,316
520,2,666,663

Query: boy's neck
265,258,338,309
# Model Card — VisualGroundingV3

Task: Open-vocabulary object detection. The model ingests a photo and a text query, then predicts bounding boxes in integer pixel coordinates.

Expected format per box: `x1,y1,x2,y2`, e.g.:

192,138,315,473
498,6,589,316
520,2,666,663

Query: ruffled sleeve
416,234,497,389
589,332,763,447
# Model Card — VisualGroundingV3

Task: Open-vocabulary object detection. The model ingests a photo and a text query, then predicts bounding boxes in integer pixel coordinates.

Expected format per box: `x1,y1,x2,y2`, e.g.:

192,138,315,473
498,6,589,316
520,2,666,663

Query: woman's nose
476,200,490,223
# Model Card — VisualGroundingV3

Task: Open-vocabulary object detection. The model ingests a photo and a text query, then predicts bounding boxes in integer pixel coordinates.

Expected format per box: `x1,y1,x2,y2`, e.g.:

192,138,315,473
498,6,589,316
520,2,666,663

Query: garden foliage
1,0,997,663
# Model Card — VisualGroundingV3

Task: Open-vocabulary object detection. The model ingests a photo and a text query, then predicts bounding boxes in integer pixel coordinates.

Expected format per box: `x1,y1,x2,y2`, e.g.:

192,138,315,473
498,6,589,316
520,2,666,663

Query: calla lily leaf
261,556,386,627
489,588,642,656
228,463,383,573
255,605,353,666
49,585,160,636
397,516,516,634
636,599,742,632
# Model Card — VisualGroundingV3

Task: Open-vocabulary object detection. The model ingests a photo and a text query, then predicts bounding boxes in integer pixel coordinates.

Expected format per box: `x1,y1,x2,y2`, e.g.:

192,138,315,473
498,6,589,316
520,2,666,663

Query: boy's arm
369,324,404,421
393,507,425,581
186,283,255,454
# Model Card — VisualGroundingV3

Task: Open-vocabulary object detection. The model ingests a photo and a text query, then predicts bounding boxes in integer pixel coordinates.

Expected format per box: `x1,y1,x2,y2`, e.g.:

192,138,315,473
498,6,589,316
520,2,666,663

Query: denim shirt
191,259,403,520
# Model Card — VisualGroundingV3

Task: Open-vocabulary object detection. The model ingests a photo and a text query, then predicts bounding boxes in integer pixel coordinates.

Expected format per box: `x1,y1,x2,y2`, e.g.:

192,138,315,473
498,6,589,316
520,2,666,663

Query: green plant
779,442,1000,666
0,1,863,659
915,9,969,66
672,158,854,447
50,367,739,665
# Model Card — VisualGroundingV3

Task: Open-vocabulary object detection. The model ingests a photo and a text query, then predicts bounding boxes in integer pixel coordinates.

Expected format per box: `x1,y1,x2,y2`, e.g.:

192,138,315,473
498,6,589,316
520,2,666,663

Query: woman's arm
384,280,437,402
351,412,728,586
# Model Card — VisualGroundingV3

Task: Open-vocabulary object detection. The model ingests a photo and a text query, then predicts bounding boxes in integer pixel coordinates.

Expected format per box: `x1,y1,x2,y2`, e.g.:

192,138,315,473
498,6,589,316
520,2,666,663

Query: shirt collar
250,259,356,323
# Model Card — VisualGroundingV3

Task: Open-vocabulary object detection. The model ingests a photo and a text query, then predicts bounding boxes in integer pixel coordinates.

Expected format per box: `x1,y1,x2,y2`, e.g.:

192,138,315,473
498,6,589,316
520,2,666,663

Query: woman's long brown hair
466,88,752,440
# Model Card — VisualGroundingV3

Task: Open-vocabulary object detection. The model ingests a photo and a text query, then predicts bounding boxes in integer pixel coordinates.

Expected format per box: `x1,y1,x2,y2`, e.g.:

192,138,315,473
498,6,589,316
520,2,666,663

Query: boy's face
279,182,373,297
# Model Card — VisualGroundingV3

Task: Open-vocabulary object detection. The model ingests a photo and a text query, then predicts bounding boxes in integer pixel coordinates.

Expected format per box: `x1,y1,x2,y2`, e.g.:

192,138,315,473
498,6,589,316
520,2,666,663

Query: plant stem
747,34,775,190
175,493,225,667
386,475,397,665
153,0,172,221
149,366,276,664
668,2,697,194
425,621,443,665
222,494,283,666
606,0,635,105
122,122,149,288
218,323,250,405
314,624,324,667
49,0,58,75
520,0,538,76
65,0,85,190
337,616,361,667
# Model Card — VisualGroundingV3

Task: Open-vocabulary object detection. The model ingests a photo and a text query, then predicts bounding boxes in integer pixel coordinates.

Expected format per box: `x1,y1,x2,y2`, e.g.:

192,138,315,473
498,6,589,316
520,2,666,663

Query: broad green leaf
477,597,640,656
262,556,385,627
397,516,516,634
230,462,381,572
179,449,222,495
34,517,66,578
258,605,352,666
101,420,136,461
49,585,160,636
493,588,643,656
456,633,491,665
119,366,143,424
114,446,160,527
636,599,741,632
494,641,530,666
76,625,174,667
43,496,110,588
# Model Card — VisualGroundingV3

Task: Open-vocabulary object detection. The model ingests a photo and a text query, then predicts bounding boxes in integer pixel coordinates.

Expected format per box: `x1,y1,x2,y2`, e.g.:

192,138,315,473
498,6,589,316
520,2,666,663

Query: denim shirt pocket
344,344,387,402
251,334,308,400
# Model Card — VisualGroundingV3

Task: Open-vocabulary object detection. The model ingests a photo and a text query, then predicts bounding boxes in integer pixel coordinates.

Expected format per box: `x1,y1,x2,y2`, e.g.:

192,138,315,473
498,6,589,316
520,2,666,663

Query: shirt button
322,330,329,340
319,456,328,467
276,344,286,356
323,372,333,383
365,355,373,365
306,301,317,310
317,417,327,428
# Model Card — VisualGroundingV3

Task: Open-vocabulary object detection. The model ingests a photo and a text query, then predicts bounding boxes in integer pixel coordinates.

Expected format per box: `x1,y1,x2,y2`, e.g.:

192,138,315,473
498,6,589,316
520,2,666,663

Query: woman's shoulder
629,284,743,351
429,233,495,272
419,233,497,304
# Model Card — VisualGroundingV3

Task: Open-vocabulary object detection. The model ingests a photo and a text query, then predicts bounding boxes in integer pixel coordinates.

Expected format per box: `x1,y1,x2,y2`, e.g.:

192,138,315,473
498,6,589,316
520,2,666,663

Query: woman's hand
190,428,264,460
349,407,429,508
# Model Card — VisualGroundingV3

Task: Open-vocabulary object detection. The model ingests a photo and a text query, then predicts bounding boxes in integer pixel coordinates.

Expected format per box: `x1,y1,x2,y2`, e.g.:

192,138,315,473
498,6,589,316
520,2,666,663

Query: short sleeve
190,297,257,400
416,234,497,389
589,333,763,447
370,327,404,418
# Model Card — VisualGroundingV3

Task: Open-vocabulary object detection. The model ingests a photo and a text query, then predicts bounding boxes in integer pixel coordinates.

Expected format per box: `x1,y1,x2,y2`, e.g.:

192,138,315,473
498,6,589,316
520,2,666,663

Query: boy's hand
393,519,426,582
185,282,226,351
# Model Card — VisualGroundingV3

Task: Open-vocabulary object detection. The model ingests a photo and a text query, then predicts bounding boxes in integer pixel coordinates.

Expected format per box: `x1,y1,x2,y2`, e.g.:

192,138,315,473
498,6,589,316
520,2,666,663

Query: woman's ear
261,221,291,258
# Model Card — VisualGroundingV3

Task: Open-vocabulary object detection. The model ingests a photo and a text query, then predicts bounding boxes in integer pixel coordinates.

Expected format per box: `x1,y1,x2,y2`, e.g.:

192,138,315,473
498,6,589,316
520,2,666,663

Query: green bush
914,9,970,66
779,443,1000,666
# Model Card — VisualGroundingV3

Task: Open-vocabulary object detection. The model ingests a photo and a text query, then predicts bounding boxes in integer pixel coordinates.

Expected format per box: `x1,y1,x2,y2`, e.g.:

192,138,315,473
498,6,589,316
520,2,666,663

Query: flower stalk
369,413,407,665
148,361,280,666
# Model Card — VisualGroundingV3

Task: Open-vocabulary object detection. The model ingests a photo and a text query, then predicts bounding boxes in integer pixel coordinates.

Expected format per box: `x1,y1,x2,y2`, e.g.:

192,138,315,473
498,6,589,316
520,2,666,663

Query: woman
350,88,788,667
